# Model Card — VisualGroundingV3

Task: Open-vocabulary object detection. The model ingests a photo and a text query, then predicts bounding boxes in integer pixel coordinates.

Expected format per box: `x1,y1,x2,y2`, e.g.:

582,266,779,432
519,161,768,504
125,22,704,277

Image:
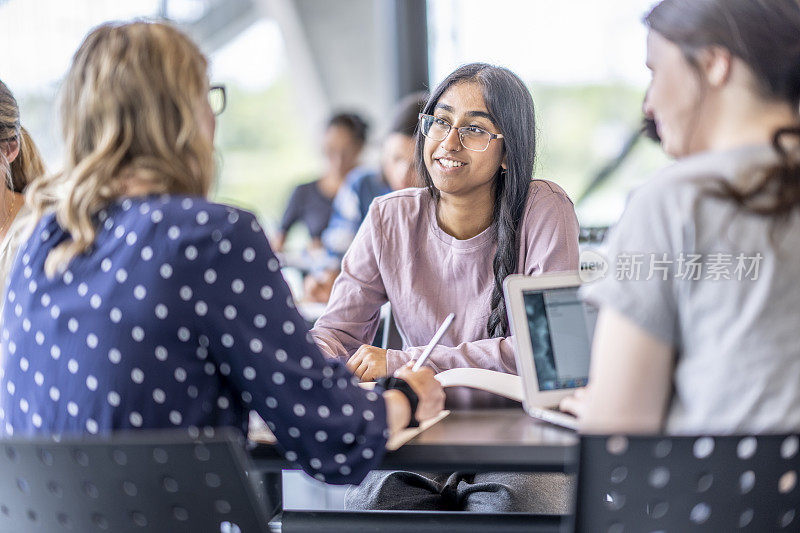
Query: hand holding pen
383,313,454,425
411,312,456,372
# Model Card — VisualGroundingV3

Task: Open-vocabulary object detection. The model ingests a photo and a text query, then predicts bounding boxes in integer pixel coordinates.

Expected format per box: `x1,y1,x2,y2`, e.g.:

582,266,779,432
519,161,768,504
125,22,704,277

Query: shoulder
346,167,378,187
371,187,430,216
151,197,276,276
522,179,577,221
613,155,733,233
339,168,379,199
299,179,320,189
624,147,770,209
353,170,389,196
358,187,431,238
137,195,258,227
634,159,708,199
603,154,738,249
526,179,574,205
290,180,320,197
115,195,263,251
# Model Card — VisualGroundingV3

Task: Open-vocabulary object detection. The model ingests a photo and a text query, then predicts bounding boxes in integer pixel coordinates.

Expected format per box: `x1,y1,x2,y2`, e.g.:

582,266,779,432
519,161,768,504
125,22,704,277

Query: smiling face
643,30,705,158
423,81,505,198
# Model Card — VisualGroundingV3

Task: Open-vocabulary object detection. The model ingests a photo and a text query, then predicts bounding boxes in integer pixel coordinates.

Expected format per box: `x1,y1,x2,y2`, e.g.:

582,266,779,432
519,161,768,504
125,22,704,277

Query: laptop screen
522,286,597,391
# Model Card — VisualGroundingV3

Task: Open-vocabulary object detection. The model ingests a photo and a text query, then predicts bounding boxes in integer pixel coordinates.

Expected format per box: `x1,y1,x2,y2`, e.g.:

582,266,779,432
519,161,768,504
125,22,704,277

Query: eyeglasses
209,85,227,116
418,113,504,152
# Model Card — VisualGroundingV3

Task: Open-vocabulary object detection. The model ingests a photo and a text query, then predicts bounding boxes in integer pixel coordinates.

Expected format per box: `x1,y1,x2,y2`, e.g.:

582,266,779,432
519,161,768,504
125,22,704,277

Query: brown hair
645,0,800,218
327,112,369,144
388,91,428,137
26,21,214,276
0,80,45,193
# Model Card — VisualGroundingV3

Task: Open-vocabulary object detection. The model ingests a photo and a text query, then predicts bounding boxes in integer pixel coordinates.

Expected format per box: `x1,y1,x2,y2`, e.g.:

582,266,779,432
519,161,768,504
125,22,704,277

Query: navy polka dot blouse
0,195,388,484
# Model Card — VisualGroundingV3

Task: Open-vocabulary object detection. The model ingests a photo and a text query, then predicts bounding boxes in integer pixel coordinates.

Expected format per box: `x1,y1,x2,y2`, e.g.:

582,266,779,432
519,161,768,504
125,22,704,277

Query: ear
0,138,20,164
700,46,733,88
500,154,508,170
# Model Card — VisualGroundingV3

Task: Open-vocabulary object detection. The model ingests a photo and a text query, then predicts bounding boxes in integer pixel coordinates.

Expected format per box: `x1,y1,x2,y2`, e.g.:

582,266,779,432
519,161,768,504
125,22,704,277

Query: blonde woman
0,80,45,297
0,22,444,486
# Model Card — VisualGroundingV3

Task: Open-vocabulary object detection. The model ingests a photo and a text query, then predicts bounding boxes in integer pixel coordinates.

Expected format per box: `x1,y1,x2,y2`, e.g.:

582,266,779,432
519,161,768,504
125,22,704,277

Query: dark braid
486,168,530,337
415,63,536,337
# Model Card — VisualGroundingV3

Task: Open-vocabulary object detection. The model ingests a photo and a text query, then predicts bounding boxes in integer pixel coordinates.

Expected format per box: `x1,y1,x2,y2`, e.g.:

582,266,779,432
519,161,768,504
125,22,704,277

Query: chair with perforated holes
569,434,800,532
0,427,272,533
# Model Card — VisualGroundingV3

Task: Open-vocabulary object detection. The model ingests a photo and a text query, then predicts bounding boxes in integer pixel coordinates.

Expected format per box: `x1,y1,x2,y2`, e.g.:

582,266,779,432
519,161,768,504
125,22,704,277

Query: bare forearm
386,337,517,374
574,308,674,434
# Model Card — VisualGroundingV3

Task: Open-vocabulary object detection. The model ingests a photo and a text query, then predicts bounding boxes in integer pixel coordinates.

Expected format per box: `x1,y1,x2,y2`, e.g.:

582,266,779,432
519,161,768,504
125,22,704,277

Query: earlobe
501,155,508,170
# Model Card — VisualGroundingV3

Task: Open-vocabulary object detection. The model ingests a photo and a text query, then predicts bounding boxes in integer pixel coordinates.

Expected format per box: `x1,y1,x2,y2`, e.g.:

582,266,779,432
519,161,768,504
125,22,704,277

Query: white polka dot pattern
0,195,388,485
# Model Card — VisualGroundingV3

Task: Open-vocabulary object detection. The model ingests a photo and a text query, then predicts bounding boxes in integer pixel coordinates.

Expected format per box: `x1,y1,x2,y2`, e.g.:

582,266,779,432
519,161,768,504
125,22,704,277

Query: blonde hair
27,21,214,277
0,80,45,193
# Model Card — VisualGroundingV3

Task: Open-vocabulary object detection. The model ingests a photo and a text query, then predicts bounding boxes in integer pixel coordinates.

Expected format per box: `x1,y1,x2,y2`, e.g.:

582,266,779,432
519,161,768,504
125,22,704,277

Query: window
0,0,317,233
427,0,668,226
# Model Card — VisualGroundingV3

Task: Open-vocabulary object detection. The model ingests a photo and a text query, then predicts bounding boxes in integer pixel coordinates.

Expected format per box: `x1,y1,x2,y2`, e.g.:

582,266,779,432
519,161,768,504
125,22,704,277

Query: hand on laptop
558,386,590,419
347,345,389,381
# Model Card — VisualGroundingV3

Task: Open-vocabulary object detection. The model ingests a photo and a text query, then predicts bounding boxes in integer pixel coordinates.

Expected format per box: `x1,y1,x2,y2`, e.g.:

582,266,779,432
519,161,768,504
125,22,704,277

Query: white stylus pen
411,312,455,372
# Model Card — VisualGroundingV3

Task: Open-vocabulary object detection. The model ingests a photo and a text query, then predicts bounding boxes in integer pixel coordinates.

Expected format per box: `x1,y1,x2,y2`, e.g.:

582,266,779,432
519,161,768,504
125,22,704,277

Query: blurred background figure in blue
305,92,428,303
272,112,369,255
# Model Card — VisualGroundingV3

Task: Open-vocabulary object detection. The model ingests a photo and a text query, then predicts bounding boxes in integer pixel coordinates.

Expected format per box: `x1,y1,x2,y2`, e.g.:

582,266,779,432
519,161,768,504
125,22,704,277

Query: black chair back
0,427,270,533
571,434,800,532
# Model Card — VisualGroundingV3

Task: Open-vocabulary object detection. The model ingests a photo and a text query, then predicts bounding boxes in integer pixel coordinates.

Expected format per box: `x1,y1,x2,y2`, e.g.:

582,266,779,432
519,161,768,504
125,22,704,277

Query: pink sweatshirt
310,181,580,375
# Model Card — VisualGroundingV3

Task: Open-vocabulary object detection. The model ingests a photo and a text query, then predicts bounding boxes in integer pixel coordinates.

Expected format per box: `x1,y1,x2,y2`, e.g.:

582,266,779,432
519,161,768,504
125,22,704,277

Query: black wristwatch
375,376,420,428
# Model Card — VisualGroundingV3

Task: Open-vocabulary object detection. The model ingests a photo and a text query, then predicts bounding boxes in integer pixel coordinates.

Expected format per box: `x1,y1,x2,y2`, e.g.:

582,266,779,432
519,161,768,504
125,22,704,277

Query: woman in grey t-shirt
562,0,800,435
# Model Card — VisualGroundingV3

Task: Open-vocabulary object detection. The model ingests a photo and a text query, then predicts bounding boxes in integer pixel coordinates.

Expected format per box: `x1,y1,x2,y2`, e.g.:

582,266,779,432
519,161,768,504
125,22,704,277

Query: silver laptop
503,273,597,430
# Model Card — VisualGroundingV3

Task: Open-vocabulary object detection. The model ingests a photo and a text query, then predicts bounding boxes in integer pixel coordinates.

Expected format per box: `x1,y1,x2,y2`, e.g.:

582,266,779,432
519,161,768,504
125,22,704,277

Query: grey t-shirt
582,144,800,434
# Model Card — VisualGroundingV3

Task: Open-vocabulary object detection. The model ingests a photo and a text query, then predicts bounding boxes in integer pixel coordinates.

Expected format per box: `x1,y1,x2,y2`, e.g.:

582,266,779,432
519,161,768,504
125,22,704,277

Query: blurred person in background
0,79,46,311
305,92,428,303
272,112,368,256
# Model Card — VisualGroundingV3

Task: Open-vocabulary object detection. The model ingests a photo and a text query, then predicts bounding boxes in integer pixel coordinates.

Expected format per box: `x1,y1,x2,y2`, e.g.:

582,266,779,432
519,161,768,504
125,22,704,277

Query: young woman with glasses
311,63,580,512
0,21,445,487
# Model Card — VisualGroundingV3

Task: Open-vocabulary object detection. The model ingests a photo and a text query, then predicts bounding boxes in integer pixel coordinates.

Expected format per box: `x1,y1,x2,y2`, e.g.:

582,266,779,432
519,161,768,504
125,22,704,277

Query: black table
249,409,578,532
250,408,578,472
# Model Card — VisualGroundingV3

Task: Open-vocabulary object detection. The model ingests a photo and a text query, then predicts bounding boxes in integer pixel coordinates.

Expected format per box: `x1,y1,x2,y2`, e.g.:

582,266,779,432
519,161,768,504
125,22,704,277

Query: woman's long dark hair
645,0,800,219
415,63,536,337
